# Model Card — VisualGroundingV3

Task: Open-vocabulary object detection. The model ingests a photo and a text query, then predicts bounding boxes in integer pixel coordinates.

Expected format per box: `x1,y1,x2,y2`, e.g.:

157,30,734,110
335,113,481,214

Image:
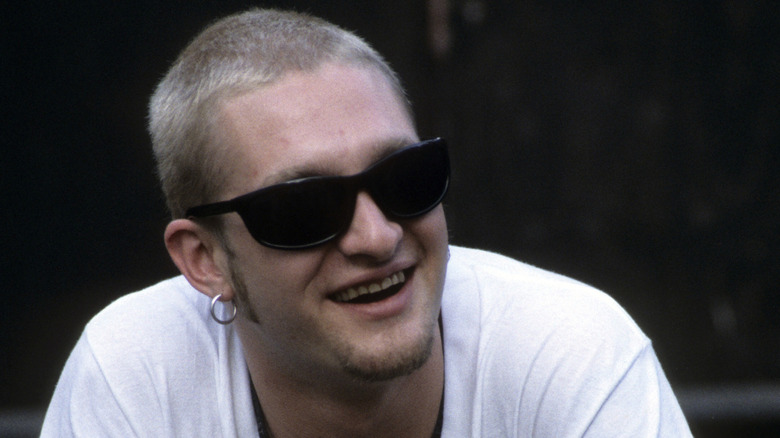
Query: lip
330,261,413,296
327,265,416,320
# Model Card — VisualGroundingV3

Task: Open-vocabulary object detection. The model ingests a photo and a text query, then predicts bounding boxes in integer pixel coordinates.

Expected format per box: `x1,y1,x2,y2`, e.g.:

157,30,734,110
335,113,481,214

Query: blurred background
2,0,778,436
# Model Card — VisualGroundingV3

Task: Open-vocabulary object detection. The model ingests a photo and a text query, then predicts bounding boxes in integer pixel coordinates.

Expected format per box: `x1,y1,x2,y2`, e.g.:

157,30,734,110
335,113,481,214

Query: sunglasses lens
371,140,449,218
240,179,353,249
222,138,448,249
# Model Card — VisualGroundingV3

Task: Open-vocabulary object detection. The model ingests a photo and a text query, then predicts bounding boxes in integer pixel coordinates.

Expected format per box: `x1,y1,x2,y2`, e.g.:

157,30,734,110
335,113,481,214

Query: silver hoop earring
210,294,237,325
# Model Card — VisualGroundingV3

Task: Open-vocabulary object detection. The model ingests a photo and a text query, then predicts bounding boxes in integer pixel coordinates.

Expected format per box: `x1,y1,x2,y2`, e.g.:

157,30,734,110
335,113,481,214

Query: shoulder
443,245,644,344
78,276,236,394
442,245,651,397
42,276,254,436
84,276,214,355
441,247,666,434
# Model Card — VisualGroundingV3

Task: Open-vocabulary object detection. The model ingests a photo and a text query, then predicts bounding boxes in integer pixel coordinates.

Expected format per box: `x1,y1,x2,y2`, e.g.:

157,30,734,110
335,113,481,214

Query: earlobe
164,219,234,300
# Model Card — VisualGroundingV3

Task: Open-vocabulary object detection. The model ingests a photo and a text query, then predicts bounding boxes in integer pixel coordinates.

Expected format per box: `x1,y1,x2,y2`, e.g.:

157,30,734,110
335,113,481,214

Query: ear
164,219,235,301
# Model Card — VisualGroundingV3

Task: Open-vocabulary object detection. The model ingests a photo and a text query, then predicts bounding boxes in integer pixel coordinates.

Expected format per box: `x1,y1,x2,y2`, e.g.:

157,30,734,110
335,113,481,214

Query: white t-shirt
42,246,691,437
440,247,690,436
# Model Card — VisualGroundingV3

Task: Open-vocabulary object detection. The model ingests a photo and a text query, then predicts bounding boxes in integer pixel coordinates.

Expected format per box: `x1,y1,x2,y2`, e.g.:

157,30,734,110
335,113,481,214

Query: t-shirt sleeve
501,297,692,438
581,342,692,437
502,297,693,438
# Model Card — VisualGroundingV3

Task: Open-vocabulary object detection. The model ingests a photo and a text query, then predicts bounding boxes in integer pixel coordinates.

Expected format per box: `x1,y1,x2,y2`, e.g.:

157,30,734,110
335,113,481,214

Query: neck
238,325,444,438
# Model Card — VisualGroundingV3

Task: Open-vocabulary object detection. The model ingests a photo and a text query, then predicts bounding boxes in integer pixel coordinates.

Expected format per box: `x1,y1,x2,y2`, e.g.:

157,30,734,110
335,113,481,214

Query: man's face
214,62,449,383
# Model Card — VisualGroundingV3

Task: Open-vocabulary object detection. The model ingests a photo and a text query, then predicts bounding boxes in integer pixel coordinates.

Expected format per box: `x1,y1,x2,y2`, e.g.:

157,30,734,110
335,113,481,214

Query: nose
337,191,403,261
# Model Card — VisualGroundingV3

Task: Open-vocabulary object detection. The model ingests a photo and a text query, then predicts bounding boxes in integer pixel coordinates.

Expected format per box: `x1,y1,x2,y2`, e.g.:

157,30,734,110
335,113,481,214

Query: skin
164,62,449,437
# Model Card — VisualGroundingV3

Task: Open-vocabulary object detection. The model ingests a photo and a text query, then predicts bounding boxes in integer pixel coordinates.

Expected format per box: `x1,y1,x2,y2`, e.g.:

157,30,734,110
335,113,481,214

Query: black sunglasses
186,138,449,250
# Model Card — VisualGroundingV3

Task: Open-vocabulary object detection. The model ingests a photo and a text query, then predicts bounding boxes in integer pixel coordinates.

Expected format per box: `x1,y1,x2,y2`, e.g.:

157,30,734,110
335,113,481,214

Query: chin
339,321,437,382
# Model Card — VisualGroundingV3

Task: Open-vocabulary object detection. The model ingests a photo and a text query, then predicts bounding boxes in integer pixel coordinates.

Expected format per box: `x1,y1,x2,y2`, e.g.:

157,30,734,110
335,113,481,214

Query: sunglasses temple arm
185,199,239,219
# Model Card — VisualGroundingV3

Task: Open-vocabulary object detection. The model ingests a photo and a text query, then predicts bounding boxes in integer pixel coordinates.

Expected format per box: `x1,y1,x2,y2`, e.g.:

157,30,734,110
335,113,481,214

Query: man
42,8,691,437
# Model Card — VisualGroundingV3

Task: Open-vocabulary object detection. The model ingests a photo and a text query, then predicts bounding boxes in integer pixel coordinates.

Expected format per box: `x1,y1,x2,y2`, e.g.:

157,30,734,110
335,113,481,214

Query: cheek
243,254,323,296
229,237,326,311
417,206,449,251
233,257,326,333
407,206,449,292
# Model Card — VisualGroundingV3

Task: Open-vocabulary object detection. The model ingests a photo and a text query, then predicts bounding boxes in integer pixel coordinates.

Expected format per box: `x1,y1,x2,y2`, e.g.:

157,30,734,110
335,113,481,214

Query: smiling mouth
331,270,407,304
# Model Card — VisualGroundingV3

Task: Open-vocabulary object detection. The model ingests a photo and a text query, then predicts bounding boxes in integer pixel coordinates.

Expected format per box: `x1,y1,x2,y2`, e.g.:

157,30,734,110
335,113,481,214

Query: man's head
149,8,411,219
155,9,449,385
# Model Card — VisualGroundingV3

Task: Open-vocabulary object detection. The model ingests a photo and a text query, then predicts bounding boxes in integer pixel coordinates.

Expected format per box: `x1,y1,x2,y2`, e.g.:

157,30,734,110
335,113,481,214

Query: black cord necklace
250,317,445,437
250,381,443,437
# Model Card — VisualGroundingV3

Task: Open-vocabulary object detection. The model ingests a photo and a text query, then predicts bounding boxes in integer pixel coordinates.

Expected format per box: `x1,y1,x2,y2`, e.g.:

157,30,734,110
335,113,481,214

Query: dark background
3,1,778,436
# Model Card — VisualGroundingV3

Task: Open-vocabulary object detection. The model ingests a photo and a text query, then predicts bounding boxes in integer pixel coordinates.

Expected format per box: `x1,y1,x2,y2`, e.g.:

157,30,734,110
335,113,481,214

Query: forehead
215,63,417,195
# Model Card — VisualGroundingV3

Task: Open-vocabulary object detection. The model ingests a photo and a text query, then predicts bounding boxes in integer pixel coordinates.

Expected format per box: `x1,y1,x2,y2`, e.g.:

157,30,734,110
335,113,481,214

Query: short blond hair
148,8,411,218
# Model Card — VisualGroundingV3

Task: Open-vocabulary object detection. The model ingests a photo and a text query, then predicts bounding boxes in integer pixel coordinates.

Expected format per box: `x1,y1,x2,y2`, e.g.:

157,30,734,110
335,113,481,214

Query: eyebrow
262,136,418,186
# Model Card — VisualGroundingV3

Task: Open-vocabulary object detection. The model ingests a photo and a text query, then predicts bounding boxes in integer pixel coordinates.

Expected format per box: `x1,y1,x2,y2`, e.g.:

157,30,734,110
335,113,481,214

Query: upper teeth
333,271,406,303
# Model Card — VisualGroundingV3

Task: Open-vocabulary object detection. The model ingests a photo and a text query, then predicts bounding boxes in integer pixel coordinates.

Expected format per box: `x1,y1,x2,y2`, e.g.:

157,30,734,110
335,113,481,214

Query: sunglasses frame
186,138,449,250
